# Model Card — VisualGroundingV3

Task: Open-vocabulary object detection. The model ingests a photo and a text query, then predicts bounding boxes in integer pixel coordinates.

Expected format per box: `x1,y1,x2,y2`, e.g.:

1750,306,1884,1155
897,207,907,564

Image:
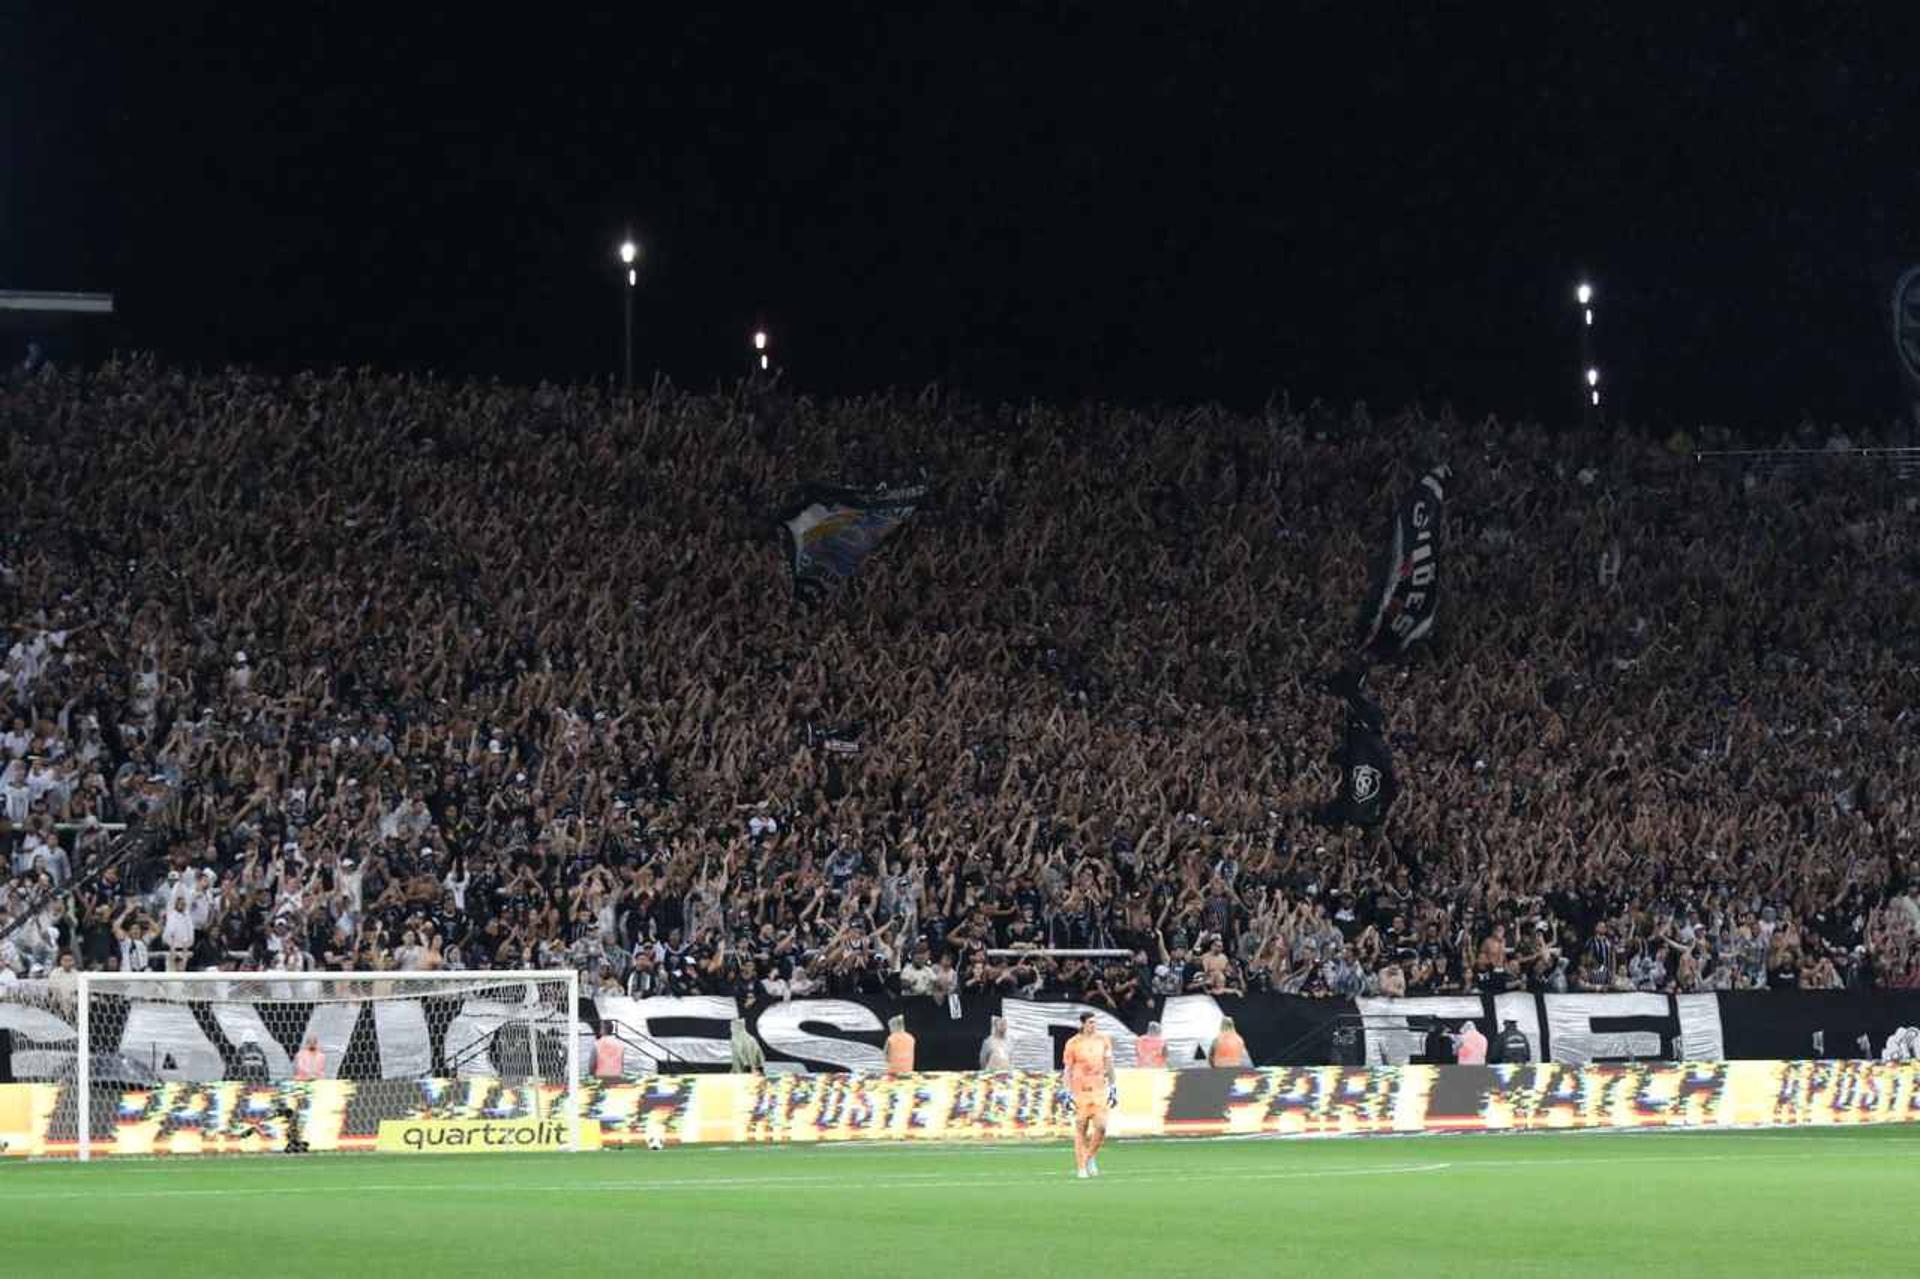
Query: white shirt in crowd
337,860,365,912
26,757,57,802
276,946,316,973
190,875,219,929
5,908,55,967
150,870,192,917
131,666,160,717
119,934,151,972
7,634,52,694
899,960,936,996
13,830,66,880
40,841,73,886
1891,893,1920,935
161,897,196,950
0,763,30,823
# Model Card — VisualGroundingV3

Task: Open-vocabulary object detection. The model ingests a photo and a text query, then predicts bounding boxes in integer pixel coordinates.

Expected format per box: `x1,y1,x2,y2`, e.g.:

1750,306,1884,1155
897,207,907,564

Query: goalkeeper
1061,1011,1115,1179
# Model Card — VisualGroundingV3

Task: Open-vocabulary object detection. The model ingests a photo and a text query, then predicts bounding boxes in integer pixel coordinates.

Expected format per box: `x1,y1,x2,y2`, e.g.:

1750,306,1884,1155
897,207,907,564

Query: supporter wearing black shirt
650,894,685,943
218,909,256,964
729,959,763,1013
1012,877,1045,919
78,904,116,969
1005,905,1043,950
982,886,1017,944
469,918,506,968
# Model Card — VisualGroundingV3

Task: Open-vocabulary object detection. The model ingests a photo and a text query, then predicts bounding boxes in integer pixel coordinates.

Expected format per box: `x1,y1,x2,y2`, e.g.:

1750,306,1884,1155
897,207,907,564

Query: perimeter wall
4,1060,1918,1157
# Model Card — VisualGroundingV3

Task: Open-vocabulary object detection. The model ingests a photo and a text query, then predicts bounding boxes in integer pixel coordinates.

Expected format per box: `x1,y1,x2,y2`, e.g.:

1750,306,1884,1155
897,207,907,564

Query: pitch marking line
8,1130,1920,1177
0,1162,1452,1201
18,1130,1920,1174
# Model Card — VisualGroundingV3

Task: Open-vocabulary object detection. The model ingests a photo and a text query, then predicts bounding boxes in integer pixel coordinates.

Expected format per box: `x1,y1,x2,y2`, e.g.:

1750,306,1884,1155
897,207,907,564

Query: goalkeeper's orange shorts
1073,1092,1110,1122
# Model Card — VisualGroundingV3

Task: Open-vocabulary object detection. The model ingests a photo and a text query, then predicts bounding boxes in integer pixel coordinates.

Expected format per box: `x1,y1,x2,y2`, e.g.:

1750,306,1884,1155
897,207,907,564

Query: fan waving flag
1354,463,1451,664
1316,689,1397,829
779,483,927,601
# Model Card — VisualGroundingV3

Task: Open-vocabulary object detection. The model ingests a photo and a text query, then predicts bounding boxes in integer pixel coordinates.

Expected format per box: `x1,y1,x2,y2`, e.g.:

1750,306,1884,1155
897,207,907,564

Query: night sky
8,4,1920,428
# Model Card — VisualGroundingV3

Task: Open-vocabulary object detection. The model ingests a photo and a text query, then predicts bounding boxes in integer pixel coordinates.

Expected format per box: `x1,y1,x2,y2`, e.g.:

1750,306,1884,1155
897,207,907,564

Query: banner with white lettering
12,987,1920,1082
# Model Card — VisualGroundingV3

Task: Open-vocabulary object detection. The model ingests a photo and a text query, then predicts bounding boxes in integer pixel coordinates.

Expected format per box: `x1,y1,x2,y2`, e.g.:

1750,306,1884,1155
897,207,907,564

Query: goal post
65,969,585,1160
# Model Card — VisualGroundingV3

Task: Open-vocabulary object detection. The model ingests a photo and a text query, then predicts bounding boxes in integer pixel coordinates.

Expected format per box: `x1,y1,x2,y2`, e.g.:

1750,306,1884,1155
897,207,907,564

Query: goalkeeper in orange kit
1061,1011,1115,1179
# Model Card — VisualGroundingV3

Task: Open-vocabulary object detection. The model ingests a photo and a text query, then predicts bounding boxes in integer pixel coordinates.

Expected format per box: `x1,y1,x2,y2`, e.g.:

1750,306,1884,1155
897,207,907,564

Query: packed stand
0,359,1917,1013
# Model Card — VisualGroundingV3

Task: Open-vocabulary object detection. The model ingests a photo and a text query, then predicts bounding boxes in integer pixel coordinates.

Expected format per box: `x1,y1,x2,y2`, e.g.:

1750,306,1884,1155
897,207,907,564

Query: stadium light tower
618,234,641,396
1575,280,1600,425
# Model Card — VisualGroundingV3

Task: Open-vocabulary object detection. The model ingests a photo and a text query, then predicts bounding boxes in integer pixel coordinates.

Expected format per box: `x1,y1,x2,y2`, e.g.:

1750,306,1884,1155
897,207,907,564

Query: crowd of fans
0,358,1917,1015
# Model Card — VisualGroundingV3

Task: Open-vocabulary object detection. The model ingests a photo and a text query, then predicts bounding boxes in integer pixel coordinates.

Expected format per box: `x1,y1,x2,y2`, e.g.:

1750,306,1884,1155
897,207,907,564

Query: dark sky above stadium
8,4,1920,428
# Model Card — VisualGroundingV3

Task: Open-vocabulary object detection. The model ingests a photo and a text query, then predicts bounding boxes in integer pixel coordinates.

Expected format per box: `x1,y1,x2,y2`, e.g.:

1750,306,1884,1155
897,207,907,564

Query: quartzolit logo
376,1118,589,1153
408,1120,566,1150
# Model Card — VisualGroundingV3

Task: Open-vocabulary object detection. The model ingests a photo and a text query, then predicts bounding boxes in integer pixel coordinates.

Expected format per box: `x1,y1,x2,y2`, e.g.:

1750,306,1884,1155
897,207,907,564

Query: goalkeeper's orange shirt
1063,1032,1111,1094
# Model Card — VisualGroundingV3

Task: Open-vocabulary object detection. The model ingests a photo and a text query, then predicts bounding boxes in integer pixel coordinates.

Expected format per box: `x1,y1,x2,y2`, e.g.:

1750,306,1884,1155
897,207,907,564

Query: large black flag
1316,690,1397,829
1354,463,1451,664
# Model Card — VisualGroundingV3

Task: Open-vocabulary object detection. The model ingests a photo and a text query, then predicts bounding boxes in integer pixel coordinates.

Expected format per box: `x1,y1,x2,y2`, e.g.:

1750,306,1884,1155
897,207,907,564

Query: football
646,1134,665,1151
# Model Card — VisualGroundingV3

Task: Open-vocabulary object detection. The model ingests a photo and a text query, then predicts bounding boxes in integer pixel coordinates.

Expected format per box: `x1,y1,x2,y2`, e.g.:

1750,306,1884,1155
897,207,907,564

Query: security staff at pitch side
1495,1018,1531,1063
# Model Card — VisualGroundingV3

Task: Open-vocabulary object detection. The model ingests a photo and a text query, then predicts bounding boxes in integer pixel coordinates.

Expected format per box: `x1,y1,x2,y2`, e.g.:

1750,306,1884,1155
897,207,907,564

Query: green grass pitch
3,1128,1916,1277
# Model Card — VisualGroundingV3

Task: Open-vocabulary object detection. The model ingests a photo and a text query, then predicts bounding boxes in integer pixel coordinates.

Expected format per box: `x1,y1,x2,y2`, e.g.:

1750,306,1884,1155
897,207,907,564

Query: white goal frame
72,969,583,1160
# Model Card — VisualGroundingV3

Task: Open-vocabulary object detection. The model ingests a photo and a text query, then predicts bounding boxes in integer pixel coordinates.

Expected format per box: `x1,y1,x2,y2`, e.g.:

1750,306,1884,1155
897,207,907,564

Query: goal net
18,970,584,1159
